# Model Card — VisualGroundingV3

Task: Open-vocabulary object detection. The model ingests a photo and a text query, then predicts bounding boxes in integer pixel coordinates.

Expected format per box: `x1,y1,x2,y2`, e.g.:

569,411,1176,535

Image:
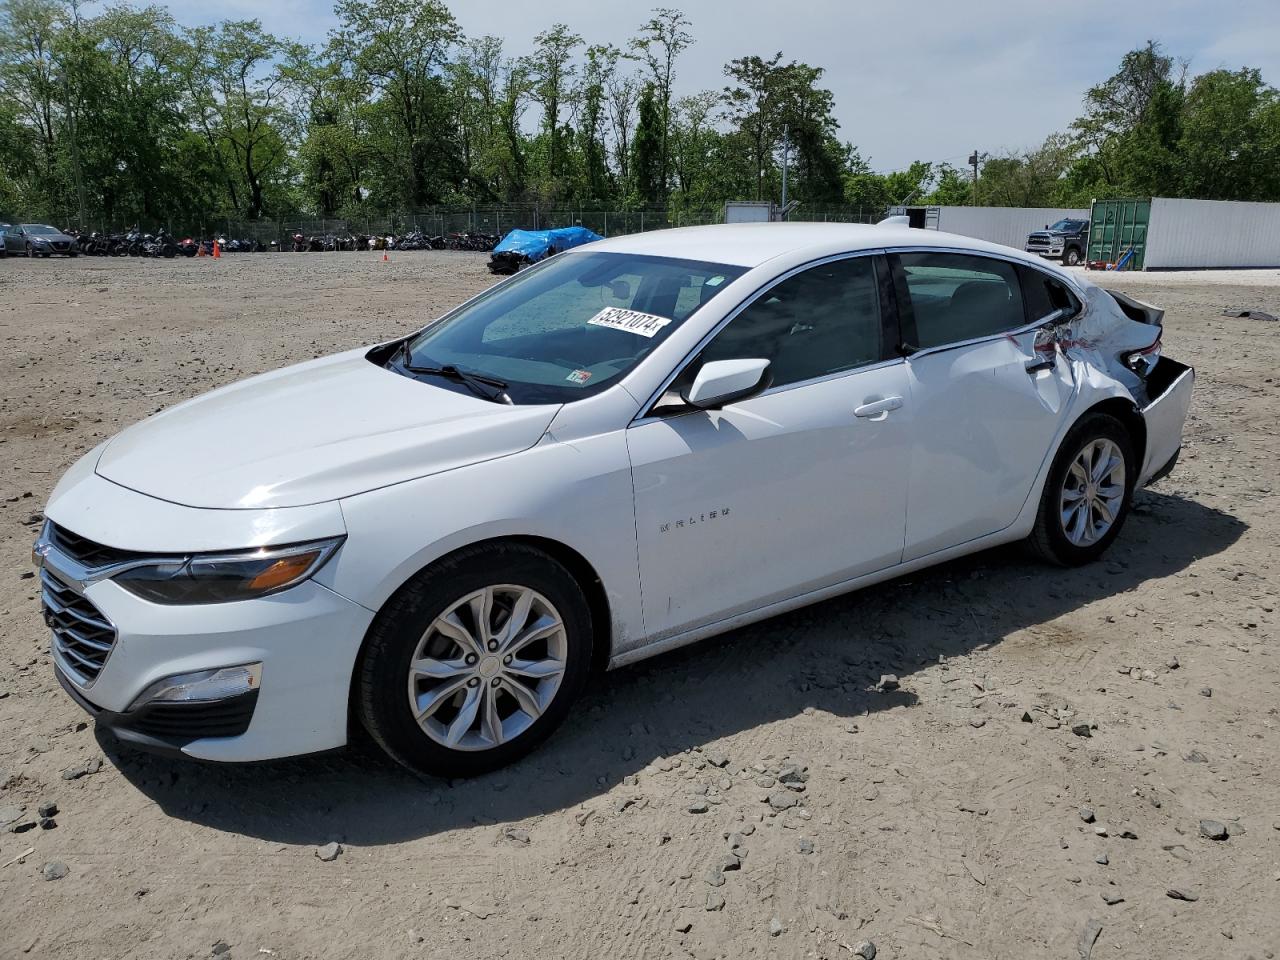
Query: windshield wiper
398,344,511,403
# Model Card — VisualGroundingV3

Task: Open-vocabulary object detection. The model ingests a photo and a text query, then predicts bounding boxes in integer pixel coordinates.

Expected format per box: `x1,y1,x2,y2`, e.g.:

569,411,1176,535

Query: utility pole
968,150,980,207
780,124,790,221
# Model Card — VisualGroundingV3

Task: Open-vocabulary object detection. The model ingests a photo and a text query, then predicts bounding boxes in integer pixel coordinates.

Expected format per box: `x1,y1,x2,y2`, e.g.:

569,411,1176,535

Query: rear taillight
1124,336,1162,377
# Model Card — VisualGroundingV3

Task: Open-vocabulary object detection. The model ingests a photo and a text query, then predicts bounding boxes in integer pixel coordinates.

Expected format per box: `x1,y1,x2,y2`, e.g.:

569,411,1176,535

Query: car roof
579,221,1051,269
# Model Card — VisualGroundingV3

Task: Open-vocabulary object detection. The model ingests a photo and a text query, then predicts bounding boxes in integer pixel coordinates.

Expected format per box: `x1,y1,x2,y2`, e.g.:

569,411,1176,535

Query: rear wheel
1029,412,1134,566
356,542,593,778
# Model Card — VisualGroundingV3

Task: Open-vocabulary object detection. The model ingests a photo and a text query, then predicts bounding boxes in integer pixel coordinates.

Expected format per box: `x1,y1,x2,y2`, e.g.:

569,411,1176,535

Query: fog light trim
128,663,262,710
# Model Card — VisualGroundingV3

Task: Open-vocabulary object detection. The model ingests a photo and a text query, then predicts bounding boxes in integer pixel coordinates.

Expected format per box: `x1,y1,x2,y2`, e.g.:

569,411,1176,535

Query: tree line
2,0,1279,230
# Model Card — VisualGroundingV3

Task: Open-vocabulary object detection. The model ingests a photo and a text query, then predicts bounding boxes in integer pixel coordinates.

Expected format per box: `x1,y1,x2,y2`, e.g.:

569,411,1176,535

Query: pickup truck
1025,218,1089,266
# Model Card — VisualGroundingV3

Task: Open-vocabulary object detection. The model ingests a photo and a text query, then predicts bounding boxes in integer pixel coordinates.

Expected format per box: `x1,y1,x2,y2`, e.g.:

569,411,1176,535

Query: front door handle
853,396,903,419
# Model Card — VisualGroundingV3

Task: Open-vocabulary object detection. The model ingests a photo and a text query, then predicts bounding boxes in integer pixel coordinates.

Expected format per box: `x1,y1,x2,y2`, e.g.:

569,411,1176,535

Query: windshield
22,225,60,235
394,251,746,403
1047,220,1085,233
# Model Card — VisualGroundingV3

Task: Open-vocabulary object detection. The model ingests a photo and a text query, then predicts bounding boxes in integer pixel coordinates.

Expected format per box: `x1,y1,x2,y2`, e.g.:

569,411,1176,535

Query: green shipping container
1088,199,1150,270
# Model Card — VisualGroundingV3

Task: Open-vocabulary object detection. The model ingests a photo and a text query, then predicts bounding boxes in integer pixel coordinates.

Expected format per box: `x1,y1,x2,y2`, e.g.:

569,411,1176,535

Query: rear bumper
1137,357,1194,486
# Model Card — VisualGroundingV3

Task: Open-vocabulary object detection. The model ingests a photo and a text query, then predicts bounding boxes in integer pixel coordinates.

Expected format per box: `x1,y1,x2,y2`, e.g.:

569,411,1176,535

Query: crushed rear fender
1055,283,1192,487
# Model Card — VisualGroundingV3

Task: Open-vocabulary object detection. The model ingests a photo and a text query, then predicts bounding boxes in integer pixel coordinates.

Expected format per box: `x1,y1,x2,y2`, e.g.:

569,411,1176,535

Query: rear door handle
1025,357,1056,374
853,396,904,419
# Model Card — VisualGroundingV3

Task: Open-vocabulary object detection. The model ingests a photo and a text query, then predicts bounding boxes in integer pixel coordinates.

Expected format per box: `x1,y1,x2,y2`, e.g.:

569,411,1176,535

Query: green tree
522,23,581,191
629,7,692,199
330,0,462,207
630,83,661,202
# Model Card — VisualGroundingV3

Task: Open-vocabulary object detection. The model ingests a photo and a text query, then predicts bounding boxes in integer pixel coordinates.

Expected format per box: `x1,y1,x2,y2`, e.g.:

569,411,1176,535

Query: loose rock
877,674,899,692
502,826,531,844
766,788,799,811
1079,806,1096,824
1199,820,1228,841
705,891,725,911
1167,888,1199,902
768,917,785,936
852,940,877,960
315,841,343,862
60,758,102,781
41,861,69,881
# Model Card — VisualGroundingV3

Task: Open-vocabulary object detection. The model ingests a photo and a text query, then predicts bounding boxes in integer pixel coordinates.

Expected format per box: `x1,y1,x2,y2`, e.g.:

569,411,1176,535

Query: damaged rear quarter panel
1053,278,1193,486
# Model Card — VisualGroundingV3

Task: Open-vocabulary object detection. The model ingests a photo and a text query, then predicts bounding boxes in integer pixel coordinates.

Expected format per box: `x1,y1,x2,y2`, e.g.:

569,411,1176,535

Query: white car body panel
628,360,911,641
95,348,560,509
902,329,1075,559
36,223,1193,762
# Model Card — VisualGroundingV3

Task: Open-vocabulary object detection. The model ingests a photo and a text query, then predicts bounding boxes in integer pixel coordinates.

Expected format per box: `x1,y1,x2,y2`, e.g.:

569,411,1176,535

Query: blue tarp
492,226,603,261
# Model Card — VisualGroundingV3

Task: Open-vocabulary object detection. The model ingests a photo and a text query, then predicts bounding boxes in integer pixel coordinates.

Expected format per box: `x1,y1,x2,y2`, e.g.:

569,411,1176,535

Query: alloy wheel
406,584,567,752
1060,438,1126,546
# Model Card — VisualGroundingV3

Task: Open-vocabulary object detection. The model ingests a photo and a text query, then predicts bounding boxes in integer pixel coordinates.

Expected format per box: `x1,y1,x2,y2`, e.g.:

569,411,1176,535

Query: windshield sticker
565,369,593,385
704,275,725,287
587,306,673,339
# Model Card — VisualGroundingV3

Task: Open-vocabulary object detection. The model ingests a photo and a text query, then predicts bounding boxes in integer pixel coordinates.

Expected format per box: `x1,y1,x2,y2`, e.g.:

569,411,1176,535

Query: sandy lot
1,252,1278,960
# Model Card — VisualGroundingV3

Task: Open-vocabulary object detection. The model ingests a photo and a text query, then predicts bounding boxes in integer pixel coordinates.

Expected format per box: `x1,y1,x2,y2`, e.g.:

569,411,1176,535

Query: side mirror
682,359,771,410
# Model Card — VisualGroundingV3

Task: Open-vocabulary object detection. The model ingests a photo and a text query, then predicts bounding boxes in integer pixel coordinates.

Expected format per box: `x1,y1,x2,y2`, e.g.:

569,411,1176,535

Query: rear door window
894,252,1025,350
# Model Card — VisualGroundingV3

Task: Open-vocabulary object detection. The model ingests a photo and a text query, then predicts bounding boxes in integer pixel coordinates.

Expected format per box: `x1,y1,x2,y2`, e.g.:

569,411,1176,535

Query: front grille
42,569,117,684
48,522,143,569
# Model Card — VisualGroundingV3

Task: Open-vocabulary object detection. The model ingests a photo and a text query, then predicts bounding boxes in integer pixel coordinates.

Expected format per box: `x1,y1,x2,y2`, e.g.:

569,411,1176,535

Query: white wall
1145,198,1280,269
931,206,1090,252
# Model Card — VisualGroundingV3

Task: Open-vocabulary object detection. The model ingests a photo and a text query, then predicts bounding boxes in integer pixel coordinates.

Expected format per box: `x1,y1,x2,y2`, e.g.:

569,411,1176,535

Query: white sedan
35,223,1193,776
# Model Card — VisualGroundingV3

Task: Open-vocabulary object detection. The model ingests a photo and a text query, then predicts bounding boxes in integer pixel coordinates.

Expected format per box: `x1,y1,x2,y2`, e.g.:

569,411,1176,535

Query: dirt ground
1,251,1277,960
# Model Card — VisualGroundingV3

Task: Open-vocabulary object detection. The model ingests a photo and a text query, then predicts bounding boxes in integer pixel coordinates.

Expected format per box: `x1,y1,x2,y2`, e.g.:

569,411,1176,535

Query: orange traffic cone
382,251,389,262
212,240,221,259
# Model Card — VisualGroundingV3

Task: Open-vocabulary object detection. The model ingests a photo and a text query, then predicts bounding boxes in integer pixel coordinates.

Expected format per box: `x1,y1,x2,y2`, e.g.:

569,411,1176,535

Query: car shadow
99,490,1244,845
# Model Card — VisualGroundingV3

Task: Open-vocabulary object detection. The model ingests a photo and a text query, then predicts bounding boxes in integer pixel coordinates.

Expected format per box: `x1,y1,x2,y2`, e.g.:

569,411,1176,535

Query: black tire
355,542,594,778
1063,247,1082,266
1028,412,1135,566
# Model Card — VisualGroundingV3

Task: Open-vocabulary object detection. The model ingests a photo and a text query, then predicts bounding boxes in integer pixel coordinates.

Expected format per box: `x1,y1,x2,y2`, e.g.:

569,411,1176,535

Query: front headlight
113,537,344,605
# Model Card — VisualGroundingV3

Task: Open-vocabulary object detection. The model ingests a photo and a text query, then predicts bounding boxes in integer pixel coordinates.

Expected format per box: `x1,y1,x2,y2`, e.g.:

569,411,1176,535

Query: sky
159,0,1280,173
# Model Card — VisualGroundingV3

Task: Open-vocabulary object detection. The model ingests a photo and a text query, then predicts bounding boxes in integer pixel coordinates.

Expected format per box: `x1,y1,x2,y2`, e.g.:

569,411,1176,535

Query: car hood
94,348,561,509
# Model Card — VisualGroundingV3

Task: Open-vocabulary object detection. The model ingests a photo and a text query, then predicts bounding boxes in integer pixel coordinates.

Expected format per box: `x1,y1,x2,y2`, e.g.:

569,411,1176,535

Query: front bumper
46,572,374,761
1026,243,1064,257
57,666,259,757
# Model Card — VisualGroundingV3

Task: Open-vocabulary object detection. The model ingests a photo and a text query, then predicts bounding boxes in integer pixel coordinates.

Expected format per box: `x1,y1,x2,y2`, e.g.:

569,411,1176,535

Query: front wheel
356,543,593,778
1063,247,1082,266
1028,412,1135,566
